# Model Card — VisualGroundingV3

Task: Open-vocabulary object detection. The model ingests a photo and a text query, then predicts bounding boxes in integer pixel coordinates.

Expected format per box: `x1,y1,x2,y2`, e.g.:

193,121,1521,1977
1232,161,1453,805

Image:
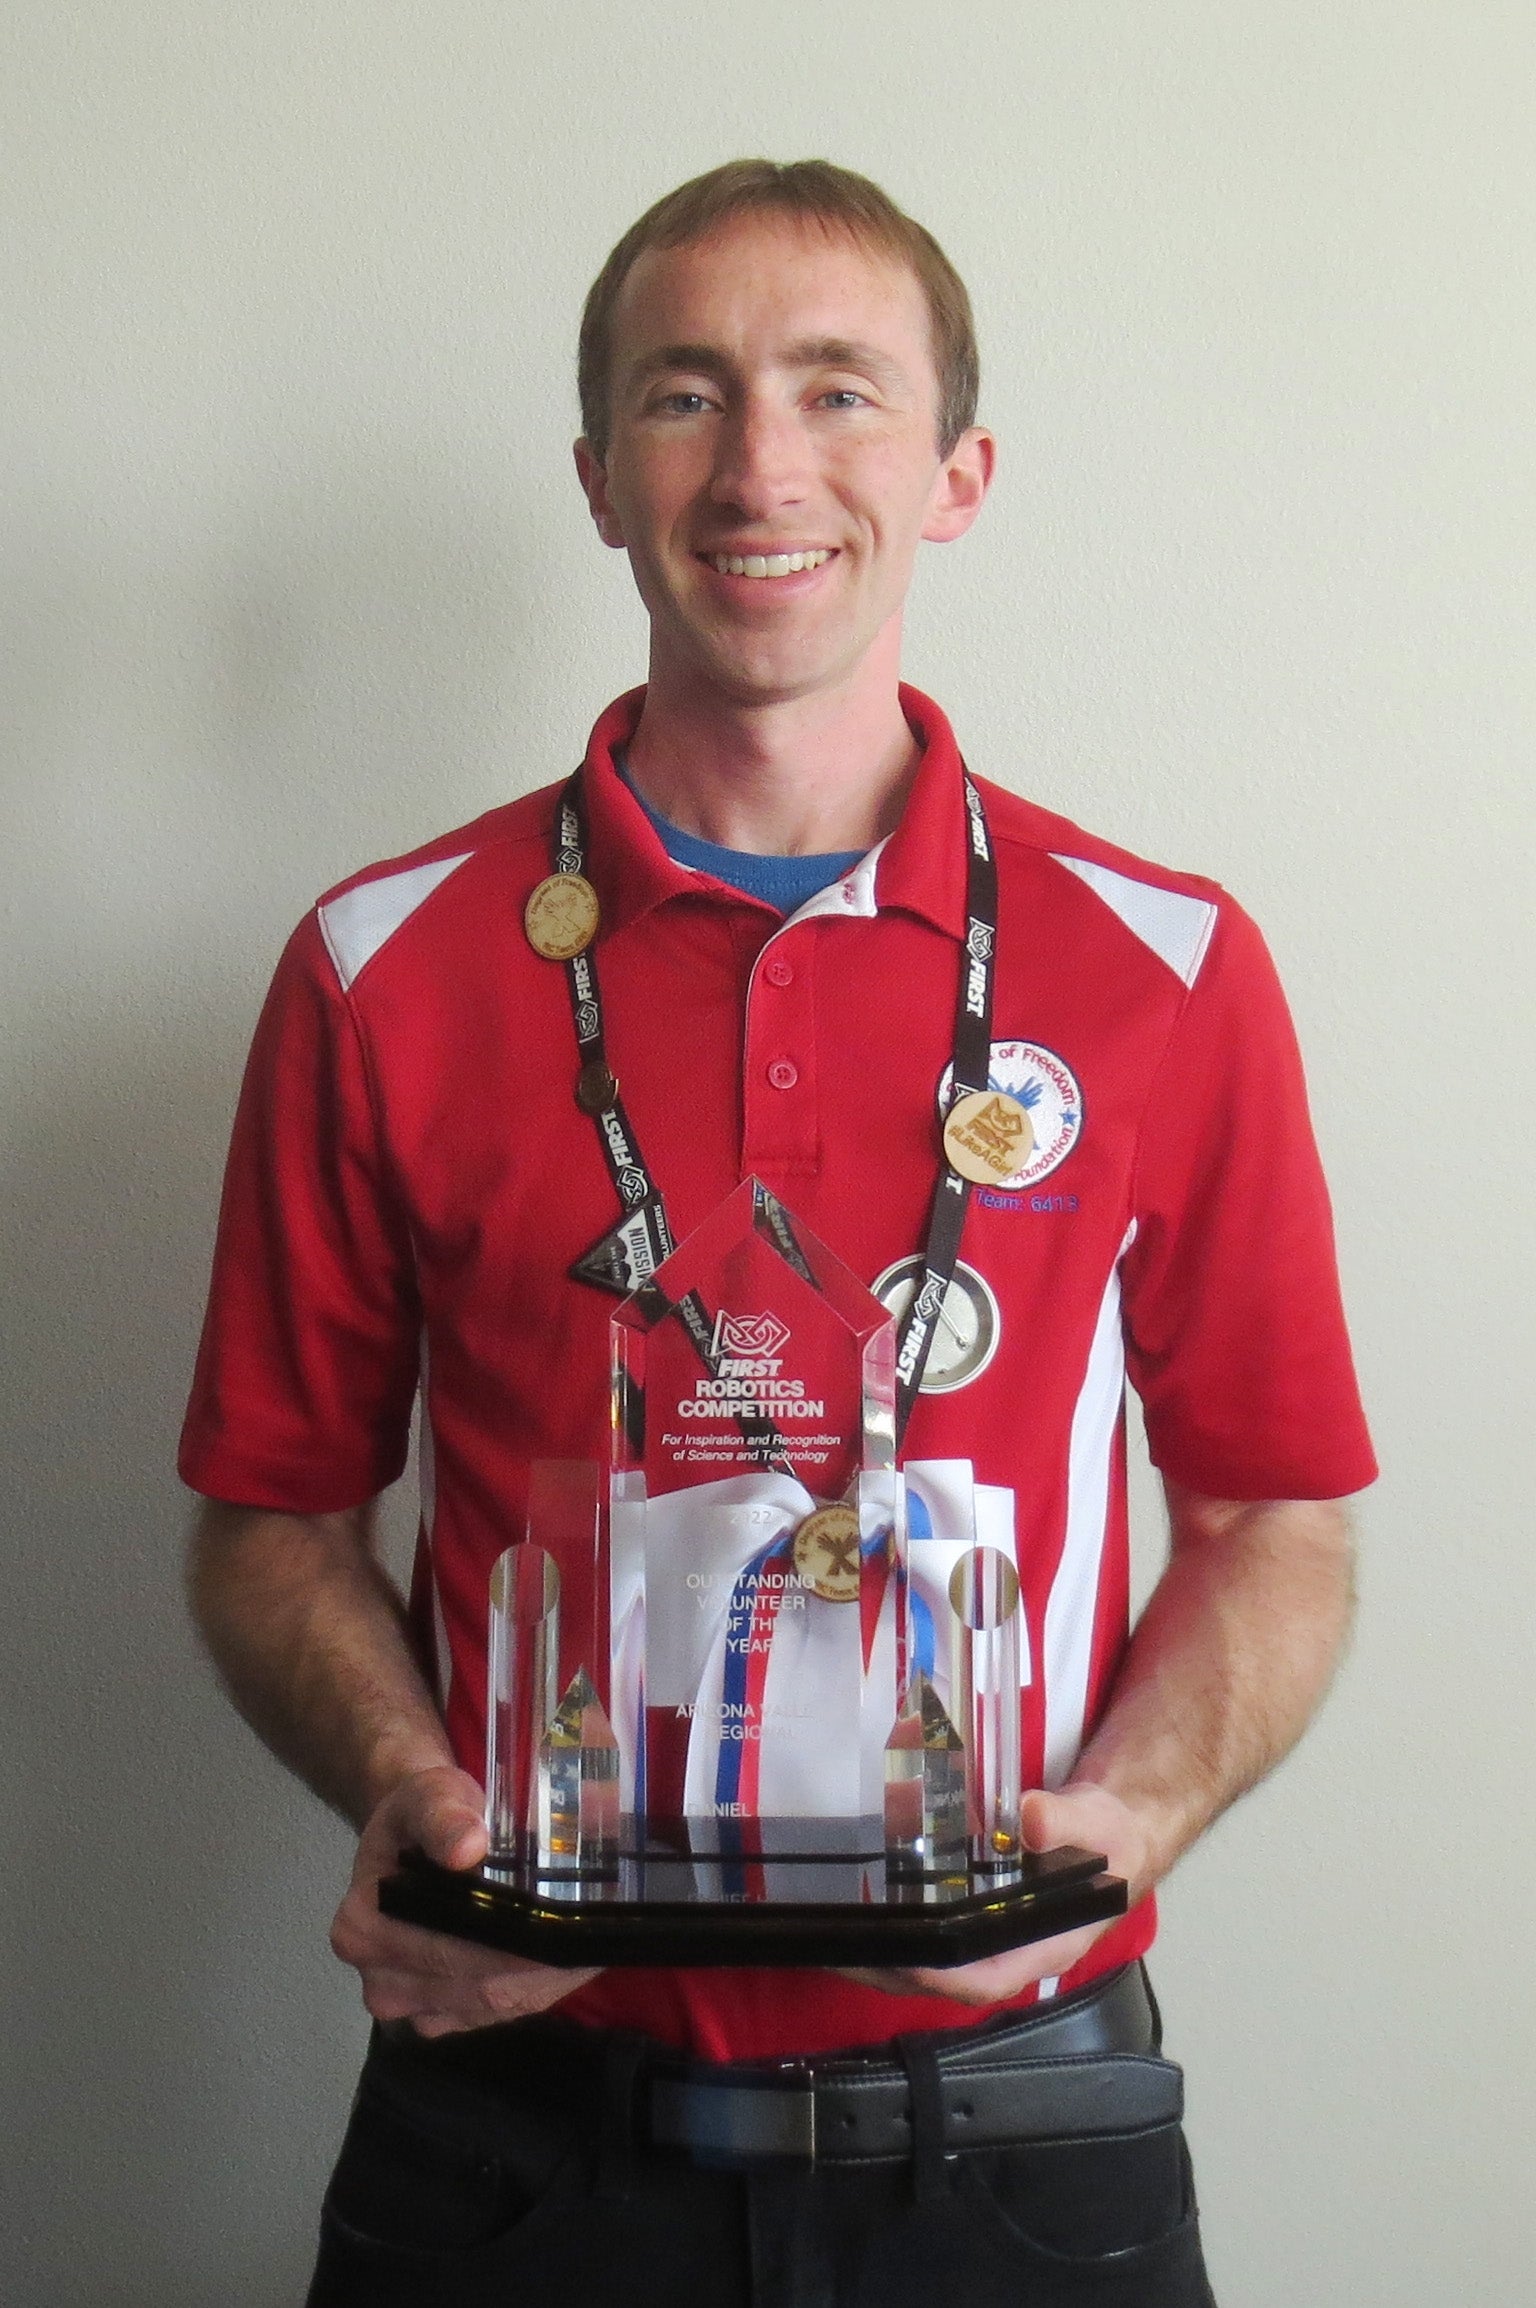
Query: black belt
646,1964,1173,2167
380,1965,1176,2173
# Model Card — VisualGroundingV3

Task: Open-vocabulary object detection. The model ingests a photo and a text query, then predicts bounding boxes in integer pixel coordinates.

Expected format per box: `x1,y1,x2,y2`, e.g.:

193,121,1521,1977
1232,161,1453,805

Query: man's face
576,214,991,708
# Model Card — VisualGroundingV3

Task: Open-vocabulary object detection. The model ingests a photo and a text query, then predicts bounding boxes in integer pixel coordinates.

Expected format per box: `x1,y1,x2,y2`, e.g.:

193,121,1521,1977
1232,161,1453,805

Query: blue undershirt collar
618,757,863,915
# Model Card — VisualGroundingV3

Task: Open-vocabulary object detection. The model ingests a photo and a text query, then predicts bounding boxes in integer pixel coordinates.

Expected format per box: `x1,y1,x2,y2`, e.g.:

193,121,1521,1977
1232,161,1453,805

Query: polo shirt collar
873,685,971,939
578,689,695,935
576,683,971,943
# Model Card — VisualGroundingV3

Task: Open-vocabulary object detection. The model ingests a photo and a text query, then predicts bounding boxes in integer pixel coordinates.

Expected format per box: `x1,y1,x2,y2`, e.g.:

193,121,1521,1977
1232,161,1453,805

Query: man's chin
667,634,864,714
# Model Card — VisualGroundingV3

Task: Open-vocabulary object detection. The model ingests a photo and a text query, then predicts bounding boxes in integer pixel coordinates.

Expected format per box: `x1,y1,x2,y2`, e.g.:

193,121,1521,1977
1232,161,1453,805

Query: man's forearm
1069,1486,1357,1897
189,1503,596,2030
187,1501,454,1830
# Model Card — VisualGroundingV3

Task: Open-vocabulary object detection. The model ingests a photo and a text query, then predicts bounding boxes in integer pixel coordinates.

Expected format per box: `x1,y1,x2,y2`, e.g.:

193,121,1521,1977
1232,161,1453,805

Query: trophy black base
380,1824,1126,1968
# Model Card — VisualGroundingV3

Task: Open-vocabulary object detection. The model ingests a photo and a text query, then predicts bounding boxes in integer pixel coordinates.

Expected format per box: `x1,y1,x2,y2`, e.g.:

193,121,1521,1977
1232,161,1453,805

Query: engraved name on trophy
381,1179,1126,1964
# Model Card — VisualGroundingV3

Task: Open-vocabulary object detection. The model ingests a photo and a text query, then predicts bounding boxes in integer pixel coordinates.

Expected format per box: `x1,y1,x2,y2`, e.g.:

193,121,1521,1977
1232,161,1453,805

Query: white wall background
4,4,1531,2300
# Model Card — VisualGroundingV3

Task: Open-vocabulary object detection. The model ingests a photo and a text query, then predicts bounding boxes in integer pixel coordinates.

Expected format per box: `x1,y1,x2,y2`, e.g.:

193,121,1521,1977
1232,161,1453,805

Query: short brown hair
578,159,979,459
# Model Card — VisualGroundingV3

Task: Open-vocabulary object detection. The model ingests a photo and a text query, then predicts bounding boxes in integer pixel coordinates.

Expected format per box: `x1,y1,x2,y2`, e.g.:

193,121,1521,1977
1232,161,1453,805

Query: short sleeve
178,915,422,1511
1120,900,1376,1501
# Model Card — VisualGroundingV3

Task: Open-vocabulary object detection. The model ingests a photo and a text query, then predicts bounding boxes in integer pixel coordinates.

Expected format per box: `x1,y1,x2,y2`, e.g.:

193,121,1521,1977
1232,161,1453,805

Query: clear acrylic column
883,1671,968,1877
948,1546,1024,1867
485,1543,560,1863
526,1461,619,1877
484,1461,612,1873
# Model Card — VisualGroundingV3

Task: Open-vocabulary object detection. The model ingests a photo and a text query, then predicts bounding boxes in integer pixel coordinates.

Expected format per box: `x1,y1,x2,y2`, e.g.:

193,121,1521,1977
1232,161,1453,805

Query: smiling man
574,206,988,842
183,161,1374,2308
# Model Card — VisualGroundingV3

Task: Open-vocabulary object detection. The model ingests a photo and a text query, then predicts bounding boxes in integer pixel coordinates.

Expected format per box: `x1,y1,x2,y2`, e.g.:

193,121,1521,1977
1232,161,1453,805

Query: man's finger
332,1886,497,1977
409,2010,474,2039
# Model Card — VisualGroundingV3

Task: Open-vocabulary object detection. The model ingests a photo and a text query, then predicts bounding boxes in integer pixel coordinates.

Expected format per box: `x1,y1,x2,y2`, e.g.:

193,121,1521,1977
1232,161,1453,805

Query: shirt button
763,956,794,988
767,1057,799,1091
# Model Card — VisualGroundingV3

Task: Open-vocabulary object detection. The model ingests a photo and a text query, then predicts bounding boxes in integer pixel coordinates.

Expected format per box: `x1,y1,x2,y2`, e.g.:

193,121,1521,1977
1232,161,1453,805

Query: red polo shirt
181,687,1374,2058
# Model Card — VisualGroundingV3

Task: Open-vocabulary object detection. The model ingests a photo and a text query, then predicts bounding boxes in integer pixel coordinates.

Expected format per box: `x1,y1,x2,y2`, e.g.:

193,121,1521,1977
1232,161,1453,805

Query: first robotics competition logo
674,1312,825,1421
711,1311,790,1365
939,1040,1083,1188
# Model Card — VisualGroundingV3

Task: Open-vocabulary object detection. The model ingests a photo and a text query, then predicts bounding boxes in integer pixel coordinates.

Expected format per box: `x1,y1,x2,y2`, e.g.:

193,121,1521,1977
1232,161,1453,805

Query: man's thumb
1019,1787,1069,1852
411,1773,489,1871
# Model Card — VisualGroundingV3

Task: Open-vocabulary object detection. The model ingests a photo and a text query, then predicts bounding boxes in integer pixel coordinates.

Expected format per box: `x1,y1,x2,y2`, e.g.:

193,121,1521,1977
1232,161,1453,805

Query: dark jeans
307,1983,1215,2307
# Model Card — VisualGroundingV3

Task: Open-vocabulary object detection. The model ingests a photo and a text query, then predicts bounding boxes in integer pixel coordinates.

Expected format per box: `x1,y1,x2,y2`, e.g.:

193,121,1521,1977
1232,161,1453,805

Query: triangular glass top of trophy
892,1669,967,1753
612,1175,896,1499
544,1664,617,1752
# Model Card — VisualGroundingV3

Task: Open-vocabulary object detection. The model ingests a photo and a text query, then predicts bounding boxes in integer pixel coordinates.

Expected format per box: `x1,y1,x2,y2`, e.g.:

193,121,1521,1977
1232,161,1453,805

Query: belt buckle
652,2061,818,2170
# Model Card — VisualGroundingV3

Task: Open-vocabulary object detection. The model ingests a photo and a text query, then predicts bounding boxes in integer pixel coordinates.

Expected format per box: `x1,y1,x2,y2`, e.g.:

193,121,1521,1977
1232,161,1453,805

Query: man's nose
708,397,811,517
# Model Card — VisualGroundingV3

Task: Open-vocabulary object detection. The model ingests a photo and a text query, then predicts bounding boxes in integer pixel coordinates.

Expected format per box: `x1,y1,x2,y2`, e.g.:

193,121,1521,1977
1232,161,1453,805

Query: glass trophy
382,1180,1126,1964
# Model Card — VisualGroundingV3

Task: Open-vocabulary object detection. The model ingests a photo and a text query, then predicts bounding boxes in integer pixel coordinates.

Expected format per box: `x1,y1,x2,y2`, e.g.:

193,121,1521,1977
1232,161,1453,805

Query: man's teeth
711,549,832,578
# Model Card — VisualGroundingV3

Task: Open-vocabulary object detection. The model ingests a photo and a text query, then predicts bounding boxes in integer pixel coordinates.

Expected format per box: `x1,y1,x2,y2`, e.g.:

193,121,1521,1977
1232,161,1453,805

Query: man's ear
921,426,996,545
574,438,628,549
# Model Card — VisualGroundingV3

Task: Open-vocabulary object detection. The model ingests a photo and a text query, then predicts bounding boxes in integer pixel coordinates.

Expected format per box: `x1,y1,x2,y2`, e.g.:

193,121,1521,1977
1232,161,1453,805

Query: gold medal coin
792,1504,862,1603
524,872,600,960
942,1089,1035,1185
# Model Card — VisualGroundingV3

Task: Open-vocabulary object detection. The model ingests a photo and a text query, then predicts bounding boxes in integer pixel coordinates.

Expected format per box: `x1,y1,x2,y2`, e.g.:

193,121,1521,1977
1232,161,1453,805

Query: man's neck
622,657,920,858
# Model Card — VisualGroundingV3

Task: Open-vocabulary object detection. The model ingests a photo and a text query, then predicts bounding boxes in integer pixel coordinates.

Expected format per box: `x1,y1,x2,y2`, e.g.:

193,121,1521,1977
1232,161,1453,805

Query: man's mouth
703,549,835,579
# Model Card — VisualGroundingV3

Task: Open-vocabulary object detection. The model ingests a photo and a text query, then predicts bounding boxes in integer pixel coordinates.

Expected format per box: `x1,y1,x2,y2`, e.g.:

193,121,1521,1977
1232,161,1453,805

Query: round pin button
942,1089,1035,1184
767,1057,799,1090
575,1059,618,1115
764,956,794,987
524,872,600,960
871,1255,1002,1393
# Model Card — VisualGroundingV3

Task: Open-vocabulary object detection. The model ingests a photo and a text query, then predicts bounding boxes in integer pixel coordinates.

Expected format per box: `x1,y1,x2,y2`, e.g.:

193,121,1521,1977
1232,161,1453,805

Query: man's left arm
849,1481,1356,2004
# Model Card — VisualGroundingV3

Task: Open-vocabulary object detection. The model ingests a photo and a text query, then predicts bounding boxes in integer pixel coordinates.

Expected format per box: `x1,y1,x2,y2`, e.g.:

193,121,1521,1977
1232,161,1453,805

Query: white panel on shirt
318,852,473,991
1051,854,1217,988
1041,1223,1138,1792
1032,1229,1138,2001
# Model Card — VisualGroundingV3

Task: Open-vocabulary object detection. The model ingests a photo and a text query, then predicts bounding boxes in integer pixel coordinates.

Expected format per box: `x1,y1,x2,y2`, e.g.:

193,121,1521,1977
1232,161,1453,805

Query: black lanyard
552,767,999,1454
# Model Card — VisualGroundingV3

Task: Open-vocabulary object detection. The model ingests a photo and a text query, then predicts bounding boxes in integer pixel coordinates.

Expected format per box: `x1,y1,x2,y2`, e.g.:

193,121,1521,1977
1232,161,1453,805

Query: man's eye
818,389,869,410
655,392,713,416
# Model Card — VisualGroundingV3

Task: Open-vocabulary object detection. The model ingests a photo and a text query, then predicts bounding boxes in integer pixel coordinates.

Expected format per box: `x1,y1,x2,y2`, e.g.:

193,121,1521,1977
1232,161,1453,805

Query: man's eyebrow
625,343,732,388
783,337,911,391
624,338,913,392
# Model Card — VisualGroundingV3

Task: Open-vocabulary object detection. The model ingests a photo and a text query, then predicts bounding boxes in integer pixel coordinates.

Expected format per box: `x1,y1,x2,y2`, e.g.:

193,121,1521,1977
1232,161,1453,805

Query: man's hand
190,1504,602,2035
839,1488,1356,2010
329,1764,600,2038
836,1781,1149,2008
